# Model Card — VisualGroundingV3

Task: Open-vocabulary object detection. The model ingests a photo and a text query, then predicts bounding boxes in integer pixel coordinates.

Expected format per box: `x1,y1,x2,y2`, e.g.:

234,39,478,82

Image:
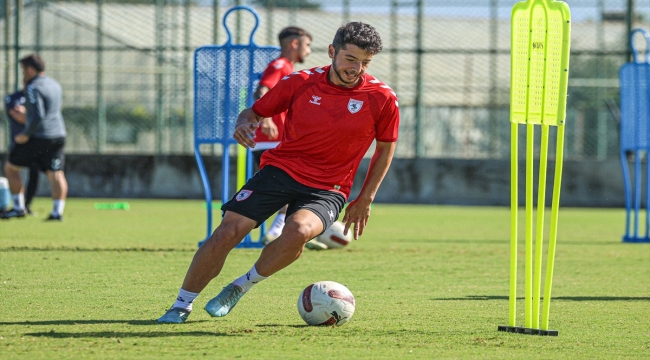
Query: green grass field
0,198,648,359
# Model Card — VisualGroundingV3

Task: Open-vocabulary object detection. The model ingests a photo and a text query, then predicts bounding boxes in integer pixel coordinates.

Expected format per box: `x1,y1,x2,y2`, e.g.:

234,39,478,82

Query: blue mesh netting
194,45,279,144
619,63,650,151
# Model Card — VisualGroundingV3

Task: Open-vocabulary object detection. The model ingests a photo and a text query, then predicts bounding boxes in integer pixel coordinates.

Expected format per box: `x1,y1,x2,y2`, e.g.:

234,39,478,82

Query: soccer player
1,54,68,221
252,26,313,246
2,86,41,216
158,22,399,324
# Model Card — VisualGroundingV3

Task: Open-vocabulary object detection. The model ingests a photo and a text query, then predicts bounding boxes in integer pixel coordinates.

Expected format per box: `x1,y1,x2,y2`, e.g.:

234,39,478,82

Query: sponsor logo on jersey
309,95,322,105
235,189,253,201
348,99,363,114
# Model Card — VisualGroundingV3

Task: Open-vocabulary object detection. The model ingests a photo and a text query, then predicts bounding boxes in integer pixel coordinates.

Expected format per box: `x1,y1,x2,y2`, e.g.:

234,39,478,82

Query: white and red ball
297,281,356,326
317,221,352,249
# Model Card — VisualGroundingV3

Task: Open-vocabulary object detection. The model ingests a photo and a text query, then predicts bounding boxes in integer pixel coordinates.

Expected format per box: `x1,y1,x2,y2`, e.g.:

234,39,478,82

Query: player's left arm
342,140,396,240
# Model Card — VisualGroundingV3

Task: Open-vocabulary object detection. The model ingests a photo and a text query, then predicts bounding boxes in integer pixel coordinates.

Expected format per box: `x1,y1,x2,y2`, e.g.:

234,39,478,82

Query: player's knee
284,221,319,244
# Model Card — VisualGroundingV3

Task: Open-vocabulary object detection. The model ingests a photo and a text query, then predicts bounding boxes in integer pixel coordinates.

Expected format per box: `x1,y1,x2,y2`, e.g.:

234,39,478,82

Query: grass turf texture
0,198,648,359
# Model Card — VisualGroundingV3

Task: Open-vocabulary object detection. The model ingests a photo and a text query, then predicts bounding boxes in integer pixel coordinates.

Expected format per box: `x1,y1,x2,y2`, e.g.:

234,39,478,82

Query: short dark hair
278,26,312,45
332,22,383,55
20,54,46,72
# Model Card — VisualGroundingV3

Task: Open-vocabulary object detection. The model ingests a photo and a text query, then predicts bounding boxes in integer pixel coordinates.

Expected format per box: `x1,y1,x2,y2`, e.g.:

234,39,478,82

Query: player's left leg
43,138,67,221
205,209,324,317
24,165,40,215
46,170,67,220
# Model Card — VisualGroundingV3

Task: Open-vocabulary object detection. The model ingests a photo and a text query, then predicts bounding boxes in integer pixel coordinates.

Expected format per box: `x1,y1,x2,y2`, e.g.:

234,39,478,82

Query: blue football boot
158,307,191,323
204,283,245,317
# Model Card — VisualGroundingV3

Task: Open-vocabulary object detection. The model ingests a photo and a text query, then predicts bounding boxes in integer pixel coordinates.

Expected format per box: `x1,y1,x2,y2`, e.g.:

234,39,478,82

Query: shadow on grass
431,295,650,301
25,330,231,338
0,319,209,326
0,246,195,252
255,324,308,328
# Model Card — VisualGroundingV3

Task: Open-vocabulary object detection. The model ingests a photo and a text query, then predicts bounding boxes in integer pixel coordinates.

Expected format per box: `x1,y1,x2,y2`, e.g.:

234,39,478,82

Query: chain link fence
1,0,649,159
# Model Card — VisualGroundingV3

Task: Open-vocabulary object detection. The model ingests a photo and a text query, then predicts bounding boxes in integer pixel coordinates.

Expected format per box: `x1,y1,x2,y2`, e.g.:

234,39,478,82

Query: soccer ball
297,281,356,326
317,221,352,249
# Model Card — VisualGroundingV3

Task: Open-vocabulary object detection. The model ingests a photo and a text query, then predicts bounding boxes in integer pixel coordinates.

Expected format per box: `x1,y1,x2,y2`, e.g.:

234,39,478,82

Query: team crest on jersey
235,190,253,202
348,99,363,114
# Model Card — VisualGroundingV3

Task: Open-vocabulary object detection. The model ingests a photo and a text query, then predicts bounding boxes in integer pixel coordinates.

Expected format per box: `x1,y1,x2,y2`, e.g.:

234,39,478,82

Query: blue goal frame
193,5,280,248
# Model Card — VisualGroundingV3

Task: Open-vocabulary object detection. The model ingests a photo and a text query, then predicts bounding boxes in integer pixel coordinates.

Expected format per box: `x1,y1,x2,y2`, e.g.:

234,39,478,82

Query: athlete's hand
260,118,279,140
342,197,372,240
14,133,29,144
233,108,261,148
9,105,27,124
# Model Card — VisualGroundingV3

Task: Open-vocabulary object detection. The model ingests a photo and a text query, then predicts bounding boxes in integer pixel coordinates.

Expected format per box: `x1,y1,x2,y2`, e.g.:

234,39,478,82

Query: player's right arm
8,106,26,124
253,85,279,140
233,108,262,149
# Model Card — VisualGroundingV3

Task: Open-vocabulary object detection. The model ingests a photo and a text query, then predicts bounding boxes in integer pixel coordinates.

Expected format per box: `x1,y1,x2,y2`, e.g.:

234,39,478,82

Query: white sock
12,194,24,210
232,265,268,293
52,200,65,216
171,288,199,311
266,213,286,238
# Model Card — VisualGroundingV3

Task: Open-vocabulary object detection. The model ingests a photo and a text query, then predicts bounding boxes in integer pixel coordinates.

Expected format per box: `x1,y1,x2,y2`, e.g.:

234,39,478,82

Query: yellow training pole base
498,326,558,336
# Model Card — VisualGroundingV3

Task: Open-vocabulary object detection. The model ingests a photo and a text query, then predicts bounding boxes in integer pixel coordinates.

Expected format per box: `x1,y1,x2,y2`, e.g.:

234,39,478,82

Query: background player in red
252,26,313,246
159,22,399,324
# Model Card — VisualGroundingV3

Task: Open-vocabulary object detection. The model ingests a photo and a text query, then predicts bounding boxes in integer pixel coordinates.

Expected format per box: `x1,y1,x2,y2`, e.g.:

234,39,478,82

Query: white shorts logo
235,190,253,202
348,99,363,114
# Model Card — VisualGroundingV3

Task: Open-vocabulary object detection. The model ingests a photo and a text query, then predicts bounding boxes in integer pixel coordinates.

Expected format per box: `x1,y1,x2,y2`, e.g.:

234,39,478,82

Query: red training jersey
252,65,400,199
254,57,294,144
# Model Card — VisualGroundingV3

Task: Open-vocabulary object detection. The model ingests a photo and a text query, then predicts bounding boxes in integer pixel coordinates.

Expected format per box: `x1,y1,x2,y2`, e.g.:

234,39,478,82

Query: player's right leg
158,211,257,323
0,161,26,219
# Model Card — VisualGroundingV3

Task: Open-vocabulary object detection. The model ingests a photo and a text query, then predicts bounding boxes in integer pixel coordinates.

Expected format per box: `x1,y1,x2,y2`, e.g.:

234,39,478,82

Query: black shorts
8,137,65,172
221,165,346,233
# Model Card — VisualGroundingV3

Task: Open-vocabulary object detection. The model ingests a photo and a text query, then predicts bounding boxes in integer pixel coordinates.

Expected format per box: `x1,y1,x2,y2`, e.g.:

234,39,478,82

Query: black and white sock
232,265,268,293
171,288,199,311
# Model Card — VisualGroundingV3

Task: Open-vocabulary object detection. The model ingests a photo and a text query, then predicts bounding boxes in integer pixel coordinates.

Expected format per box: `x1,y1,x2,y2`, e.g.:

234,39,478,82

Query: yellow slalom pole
509,122,519,327
525,123,534,329
542,125,565,330
501,0,570,335
237,87,248,189
533,125,550,329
